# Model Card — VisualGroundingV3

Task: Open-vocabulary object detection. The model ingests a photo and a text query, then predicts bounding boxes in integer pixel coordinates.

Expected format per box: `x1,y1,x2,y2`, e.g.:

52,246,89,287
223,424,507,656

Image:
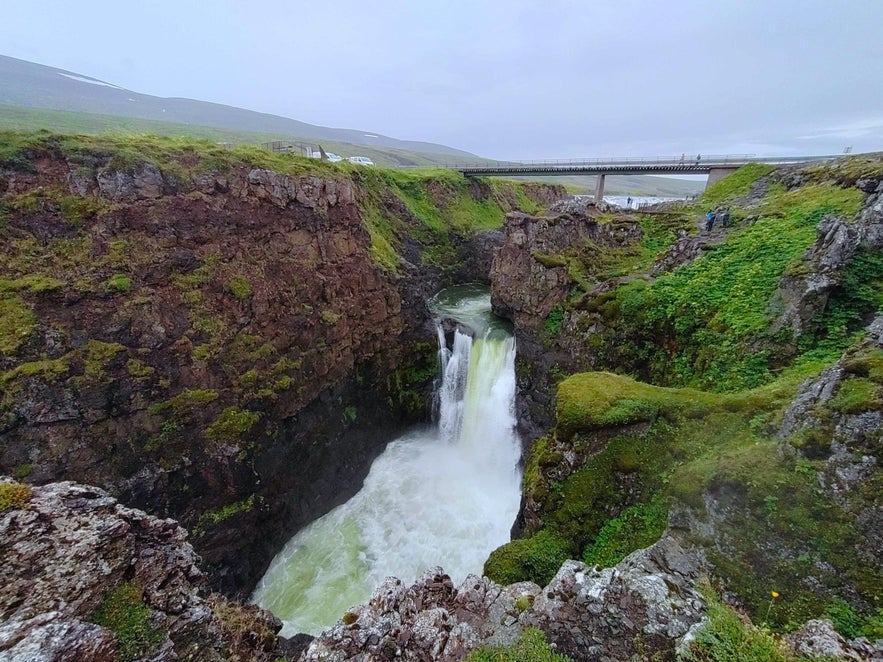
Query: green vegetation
0,295,36,355
583,496,668,568
126,358,155,379
204,406,261,443
84,339,124,380
484,529,568,586
699,163,775,208
383,341,439,417
105,273,132,292
544,305,565,336
511,358,883,629
354,166,553,272
582,182,864,391
0,274,65,293
681,587,788,662
0,356,70,389
193,496,255,536
226,274,252,300
90,582,164,662
0,481,32,511
465,628,572,662
147,388,218,415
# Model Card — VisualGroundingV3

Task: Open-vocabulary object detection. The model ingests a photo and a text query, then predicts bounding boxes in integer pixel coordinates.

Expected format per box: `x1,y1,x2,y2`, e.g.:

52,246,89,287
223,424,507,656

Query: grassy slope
485,158,883,640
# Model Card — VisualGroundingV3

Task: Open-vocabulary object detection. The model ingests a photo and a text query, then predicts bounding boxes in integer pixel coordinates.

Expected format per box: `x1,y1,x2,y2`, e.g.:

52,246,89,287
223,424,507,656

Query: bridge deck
401,155,838,177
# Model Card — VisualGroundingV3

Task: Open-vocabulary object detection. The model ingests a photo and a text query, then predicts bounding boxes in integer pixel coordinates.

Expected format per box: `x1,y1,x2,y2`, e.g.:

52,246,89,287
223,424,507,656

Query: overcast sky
2,0,882,159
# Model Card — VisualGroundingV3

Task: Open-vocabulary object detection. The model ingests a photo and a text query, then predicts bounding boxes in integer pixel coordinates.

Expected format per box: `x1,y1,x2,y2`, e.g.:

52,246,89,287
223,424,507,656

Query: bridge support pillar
706,166,739,189
594,174,606,205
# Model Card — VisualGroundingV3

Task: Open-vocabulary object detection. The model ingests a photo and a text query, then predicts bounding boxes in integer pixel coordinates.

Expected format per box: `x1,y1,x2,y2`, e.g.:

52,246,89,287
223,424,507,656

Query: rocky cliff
0,132,565,596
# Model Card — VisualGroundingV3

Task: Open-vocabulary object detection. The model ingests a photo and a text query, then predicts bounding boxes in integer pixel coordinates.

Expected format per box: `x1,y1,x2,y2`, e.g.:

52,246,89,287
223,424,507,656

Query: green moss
0,355,70,388
84,339,124,380
0,275,66,293
362,204,400,273
383,342,438,418
227,274,252,300
465,628,572,662
843,348,883,382
105,273,132,292
0,295,36,355
829,377,881,414
0,481,32,511
533,252,568,268
483,529,568,586
11,463,33,480
320,309,341,324
125,358,154,379
57,194,104,224
193,495,256,536
147,388,218,415
583,497,668,568
90,583,164,662
205,406,260,442
555,372,711,436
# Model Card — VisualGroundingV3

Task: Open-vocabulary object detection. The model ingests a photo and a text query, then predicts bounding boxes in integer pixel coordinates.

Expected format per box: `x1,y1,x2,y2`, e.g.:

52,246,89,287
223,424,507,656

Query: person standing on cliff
705,210,715,232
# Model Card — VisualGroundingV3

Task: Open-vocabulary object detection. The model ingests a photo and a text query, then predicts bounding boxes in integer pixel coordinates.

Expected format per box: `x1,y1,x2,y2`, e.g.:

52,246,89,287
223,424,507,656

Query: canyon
1,134,882,660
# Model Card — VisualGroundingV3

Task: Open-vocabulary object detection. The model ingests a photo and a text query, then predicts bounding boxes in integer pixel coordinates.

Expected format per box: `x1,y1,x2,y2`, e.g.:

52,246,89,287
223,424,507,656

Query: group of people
705,207,730,233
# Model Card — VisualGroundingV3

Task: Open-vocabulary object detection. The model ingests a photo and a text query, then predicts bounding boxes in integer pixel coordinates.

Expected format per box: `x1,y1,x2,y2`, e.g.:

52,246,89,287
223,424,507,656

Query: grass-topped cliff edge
486,155,883,648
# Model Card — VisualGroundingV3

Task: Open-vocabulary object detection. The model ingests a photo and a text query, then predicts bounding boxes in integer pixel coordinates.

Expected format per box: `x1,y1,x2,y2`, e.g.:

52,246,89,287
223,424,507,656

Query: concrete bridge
442,154,838,202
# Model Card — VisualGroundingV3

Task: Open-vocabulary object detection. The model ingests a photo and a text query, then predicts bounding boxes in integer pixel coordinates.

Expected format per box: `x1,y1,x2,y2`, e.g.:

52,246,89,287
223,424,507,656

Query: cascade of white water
252,287,521,638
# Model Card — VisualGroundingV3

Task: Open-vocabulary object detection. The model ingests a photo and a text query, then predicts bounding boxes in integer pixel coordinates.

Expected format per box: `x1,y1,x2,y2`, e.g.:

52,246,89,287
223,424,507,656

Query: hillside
0,55,706,196
0,54,473,157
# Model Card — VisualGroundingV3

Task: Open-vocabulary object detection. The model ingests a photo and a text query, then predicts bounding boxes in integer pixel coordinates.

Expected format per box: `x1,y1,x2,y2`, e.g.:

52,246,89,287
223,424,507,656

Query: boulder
0,477,284,662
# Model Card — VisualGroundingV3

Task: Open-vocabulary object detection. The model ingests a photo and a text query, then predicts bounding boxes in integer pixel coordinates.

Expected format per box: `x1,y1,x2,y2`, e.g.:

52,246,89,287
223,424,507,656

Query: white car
347,156,374,166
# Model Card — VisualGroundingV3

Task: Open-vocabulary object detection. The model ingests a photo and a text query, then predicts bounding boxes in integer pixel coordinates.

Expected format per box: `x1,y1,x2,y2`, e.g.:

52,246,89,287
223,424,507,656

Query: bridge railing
397,154,840,171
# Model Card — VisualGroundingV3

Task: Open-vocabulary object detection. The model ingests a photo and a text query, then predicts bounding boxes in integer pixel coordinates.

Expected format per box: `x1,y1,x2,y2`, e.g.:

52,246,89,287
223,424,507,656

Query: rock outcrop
301,535,705,661
786,619,882,661
770,177,883,340
0,477,283,662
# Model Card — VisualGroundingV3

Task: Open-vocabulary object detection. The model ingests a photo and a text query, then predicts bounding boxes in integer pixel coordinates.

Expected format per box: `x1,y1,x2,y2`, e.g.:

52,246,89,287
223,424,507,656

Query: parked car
347,156,374,166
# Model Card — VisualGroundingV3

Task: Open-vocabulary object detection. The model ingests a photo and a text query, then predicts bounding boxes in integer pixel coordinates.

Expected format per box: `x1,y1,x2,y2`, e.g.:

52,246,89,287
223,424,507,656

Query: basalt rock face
770,179,883,341
490,208,643,442
0,149,562,596
0,477,283,662
301,535,705,661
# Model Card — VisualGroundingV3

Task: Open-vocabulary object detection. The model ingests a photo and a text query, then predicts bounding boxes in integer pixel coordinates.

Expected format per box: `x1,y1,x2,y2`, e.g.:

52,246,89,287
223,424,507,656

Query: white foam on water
252,287,522,637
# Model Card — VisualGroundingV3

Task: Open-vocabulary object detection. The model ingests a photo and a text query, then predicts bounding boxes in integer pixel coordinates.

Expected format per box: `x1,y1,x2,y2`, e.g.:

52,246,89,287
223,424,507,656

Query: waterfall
252,286,522,637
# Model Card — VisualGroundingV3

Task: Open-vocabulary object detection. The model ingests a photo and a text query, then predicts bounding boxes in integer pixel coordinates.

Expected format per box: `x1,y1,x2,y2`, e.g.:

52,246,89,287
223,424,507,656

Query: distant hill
0,54,474,158
0,54,705,196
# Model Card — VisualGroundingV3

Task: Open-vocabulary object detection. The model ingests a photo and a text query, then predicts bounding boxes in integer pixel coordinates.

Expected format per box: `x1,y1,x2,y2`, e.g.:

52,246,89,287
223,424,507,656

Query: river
251,284,523,637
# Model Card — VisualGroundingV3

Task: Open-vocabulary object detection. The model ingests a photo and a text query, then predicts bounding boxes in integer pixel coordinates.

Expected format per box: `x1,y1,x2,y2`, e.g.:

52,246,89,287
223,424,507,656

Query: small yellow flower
771,591,780,599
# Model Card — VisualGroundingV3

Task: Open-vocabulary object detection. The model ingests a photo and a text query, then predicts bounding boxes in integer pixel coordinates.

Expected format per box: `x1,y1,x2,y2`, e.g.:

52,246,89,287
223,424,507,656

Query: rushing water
252,284,522,637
